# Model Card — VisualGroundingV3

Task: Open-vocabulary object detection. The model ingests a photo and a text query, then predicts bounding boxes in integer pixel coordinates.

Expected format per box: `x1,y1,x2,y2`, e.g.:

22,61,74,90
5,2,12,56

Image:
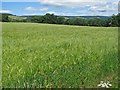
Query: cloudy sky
1,0,119,16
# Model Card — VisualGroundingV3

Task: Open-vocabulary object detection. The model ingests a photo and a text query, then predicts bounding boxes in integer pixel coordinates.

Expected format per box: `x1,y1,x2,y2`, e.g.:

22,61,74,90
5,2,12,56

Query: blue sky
1,0,119,16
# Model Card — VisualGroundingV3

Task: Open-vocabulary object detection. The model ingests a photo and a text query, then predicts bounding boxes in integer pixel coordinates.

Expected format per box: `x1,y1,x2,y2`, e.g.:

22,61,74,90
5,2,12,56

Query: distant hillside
64,16,110,20
0,13,13,16
21,15,110,20
0,13,110,20
1,13,118,27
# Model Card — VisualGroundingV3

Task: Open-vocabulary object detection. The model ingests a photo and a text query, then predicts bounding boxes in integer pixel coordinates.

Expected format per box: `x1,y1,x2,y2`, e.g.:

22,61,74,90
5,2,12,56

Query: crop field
2,23,118,88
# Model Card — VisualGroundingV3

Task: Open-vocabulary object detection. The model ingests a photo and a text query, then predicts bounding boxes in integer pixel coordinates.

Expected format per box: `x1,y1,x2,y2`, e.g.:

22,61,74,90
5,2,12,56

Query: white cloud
89,6,107,12
39,0,119,7
23,13,40,15
25,7,48,11
46,11,76,16
89,2,117,12
0,10,12,13
113,1,119,5
23,0,118,16
25,7,36,11
40,8,48,11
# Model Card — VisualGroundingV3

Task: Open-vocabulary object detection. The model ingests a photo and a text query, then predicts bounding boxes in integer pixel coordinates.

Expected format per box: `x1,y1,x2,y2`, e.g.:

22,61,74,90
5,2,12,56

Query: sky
0,0,119,16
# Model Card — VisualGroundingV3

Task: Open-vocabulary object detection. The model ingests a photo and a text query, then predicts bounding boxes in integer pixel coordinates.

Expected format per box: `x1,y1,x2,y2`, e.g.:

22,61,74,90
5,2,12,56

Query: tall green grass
0,22,2,88
2,22,118,88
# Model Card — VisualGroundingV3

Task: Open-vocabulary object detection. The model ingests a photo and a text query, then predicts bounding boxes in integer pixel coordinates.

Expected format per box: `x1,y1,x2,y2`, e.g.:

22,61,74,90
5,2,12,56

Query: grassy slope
2,23,118,88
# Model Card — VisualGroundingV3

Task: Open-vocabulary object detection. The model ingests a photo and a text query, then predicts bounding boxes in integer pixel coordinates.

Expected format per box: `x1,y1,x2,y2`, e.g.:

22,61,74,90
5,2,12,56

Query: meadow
2,22,118,88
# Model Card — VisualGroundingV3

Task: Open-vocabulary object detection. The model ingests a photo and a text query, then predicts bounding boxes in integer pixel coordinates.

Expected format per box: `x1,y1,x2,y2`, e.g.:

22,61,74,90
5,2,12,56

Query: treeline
0,13,120,27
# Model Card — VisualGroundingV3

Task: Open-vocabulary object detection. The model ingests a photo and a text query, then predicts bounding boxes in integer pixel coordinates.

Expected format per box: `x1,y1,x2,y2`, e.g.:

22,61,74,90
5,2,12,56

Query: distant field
2,23,118,88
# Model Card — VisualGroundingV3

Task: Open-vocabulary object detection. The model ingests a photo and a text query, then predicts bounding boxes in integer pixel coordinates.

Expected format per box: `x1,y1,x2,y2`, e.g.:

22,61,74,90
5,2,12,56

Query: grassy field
2,22,118,88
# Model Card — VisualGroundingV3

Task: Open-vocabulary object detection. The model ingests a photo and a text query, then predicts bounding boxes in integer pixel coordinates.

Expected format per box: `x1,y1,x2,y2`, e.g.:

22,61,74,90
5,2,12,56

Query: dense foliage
0,13,119,27
0,13,10,22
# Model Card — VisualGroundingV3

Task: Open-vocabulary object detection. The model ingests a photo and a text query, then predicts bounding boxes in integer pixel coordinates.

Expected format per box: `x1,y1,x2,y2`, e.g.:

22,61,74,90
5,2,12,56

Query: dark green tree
0,14,9,22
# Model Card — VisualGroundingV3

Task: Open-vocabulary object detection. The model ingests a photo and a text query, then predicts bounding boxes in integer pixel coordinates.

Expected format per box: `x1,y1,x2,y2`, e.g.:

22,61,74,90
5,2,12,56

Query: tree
42,13,58,24
110,14,118,27
0,14,9,22
30,16,43,23
57,16,65,24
